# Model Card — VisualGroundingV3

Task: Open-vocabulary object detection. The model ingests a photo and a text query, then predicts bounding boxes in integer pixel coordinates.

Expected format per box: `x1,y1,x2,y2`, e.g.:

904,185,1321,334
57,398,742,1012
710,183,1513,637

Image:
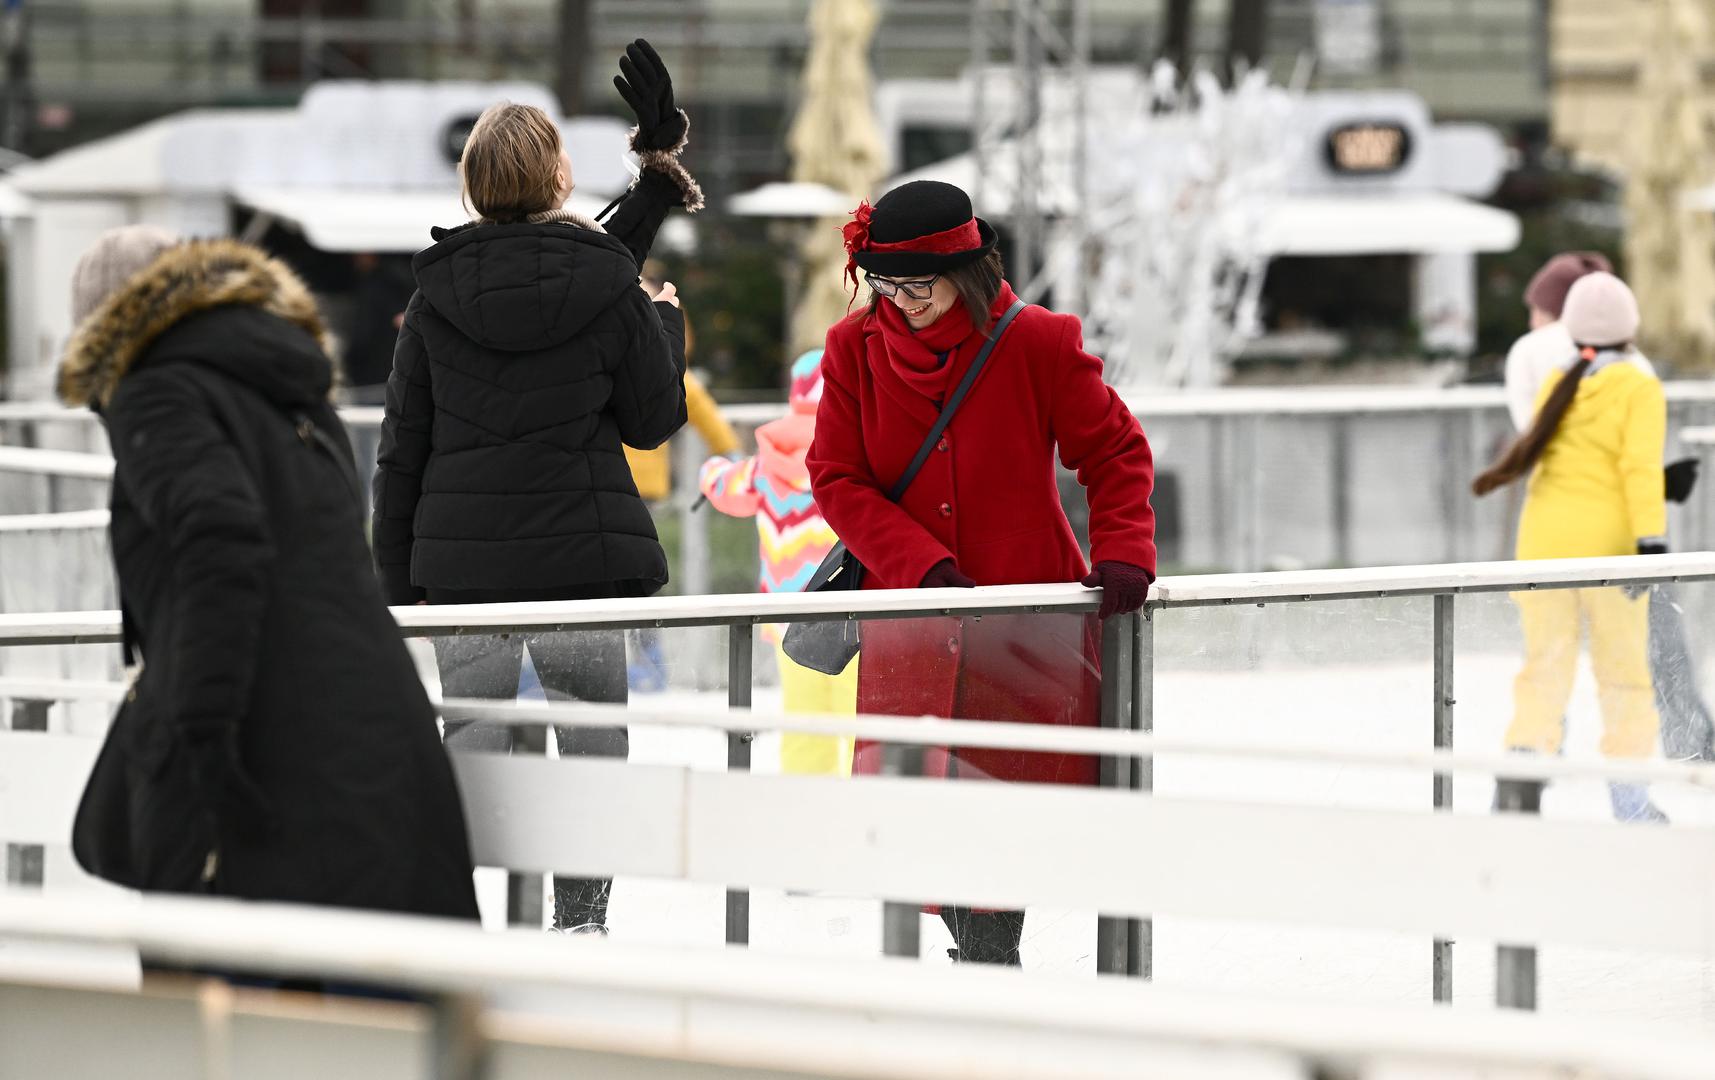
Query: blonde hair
460,102,564,223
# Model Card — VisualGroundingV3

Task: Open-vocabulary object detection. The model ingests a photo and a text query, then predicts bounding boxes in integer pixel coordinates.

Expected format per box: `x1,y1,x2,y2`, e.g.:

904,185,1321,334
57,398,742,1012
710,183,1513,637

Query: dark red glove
1081,561,1153,619
920,559,977,589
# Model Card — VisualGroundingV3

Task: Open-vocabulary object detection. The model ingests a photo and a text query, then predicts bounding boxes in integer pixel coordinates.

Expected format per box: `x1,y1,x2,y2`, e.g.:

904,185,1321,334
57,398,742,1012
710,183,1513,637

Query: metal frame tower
968,0,1091,311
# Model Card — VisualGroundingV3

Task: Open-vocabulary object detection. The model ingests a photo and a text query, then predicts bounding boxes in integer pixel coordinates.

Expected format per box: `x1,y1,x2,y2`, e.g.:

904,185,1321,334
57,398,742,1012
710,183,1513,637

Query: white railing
10,385,1715,569
5,553,1715,1011
6,890,1714,1080
4,381,1715,429
0,446,114,480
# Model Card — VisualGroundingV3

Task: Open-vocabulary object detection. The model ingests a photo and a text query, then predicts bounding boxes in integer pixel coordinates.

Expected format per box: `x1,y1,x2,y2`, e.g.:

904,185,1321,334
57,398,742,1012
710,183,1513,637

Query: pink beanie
1561,272,1640,348
1524,251,1612,319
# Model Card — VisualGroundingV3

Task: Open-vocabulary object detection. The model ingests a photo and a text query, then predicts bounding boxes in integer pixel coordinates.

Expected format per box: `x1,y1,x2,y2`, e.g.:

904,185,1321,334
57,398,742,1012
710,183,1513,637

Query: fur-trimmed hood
58,239,334,409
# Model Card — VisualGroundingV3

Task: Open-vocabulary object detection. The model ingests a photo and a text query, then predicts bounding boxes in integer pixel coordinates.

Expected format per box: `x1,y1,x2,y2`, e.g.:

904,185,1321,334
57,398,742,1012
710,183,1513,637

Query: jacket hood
411,221,641,352
58,239,334,409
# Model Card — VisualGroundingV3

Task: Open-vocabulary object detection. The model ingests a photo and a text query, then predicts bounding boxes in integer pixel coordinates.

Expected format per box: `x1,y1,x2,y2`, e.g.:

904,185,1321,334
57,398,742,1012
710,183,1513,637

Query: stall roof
1252,193,1519,256
11,111,299,197
234,187,696,255
235,187,609,253
729,181,854,218
884,152,1516,256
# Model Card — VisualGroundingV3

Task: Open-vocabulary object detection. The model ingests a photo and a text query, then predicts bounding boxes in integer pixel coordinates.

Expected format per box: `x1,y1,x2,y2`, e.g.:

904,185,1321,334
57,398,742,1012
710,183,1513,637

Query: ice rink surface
5,637,1711,1032
467,643,1715,1031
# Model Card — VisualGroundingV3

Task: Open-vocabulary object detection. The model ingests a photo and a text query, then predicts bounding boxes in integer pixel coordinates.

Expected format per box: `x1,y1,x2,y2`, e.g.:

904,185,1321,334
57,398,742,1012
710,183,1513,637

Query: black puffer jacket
372,191,689,603
57,240,478,920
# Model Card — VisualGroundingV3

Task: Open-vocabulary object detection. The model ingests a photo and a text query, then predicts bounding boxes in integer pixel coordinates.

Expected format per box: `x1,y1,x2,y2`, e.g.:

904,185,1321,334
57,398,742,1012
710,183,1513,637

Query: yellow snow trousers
776,646,857,776
1507,587,1659,759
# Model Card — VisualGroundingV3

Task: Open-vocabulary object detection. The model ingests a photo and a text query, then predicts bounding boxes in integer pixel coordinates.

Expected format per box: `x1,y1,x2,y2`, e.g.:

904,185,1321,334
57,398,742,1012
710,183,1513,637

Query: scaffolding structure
968,0,1091,312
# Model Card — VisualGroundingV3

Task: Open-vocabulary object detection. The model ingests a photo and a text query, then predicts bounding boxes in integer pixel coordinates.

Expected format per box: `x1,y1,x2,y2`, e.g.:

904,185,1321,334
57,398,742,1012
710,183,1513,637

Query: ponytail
1473,350,1594,496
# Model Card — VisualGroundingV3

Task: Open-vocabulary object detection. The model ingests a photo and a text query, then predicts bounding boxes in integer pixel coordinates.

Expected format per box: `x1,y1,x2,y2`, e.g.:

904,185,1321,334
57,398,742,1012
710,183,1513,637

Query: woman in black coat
57,230,478,921
372,41,698,933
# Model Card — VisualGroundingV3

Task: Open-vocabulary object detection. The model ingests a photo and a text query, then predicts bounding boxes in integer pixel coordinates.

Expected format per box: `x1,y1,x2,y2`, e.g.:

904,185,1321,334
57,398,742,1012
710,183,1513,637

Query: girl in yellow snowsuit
1474,272,1668,821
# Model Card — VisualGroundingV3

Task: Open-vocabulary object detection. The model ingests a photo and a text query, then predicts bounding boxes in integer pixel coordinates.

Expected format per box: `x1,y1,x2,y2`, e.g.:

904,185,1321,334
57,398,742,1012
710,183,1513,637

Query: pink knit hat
1523,251,1612,319
1561,271,1640,348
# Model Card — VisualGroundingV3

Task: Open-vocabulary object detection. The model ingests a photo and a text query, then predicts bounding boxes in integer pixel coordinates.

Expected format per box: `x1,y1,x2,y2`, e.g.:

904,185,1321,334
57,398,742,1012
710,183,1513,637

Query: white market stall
0,81,658,403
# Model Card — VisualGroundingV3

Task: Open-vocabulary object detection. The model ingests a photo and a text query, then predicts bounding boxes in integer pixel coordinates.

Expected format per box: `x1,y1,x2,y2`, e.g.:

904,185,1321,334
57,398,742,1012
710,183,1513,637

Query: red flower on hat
841,200,874,295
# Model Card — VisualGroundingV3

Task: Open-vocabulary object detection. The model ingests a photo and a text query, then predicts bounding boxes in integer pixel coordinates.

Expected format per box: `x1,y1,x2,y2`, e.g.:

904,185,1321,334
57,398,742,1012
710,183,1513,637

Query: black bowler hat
843,180,998,281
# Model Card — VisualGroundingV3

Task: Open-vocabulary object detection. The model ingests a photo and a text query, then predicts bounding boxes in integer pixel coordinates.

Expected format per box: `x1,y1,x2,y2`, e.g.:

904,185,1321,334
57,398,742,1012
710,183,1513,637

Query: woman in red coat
807,180,1156,965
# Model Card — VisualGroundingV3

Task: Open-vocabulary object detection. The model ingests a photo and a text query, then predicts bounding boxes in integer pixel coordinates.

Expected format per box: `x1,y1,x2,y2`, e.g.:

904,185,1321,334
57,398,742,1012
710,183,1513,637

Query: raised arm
600,38,704,267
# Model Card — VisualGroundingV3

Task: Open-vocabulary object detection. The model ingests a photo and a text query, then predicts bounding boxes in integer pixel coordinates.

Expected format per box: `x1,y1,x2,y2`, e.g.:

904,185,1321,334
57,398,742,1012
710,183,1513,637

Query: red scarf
871,282,1018,403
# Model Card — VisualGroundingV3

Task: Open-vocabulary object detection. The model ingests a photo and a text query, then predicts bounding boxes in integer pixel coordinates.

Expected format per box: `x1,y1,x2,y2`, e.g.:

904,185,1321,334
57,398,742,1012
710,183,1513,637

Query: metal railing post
1331,414,1352,566
1493,775,1541,1010
427,992,488,1080
1096,610,1144,976
880,741,924,960
1134,609,1154,979
4,697,49,889
1432,592,1455,1003
726,622,754,947
505,717,546,930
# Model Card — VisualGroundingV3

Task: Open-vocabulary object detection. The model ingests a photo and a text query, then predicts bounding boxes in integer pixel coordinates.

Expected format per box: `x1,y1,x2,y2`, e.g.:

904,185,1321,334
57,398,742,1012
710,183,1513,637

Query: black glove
919,559,977,589
1625,540,1669,599
1080,560,1154,620
614,39,688,151
183,730,277,844
1666,458,1700,503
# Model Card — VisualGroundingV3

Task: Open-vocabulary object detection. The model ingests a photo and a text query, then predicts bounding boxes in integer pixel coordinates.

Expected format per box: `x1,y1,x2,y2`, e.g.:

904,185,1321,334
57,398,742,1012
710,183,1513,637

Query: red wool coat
807,283,1156,786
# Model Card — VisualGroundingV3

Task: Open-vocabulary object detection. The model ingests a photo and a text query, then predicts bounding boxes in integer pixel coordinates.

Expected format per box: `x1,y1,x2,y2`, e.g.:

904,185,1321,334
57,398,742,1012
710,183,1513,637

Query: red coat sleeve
1051,315,1157,576
807,323,955,590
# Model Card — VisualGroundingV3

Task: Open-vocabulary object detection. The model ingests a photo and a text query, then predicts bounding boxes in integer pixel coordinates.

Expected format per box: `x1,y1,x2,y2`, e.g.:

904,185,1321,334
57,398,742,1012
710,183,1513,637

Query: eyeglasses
865,273,940,300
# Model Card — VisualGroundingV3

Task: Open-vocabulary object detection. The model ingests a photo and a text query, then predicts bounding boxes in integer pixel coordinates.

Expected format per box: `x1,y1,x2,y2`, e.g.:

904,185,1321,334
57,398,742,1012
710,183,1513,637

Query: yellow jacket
1517,356,1666,560
625,370,739,502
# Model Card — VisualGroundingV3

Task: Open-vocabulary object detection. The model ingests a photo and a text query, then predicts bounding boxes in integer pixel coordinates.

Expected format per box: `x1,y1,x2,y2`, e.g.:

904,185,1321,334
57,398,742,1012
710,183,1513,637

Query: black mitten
1665,457,1700,504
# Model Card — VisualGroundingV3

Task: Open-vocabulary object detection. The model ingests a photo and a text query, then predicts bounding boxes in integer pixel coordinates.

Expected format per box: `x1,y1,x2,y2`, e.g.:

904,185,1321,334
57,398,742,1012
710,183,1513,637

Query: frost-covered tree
1080,64,1299,388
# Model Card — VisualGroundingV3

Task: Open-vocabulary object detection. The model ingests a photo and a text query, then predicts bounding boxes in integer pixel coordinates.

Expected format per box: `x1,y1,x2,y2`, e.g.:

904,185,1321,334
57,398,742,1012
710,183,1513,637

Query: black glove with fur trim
614,39,689,152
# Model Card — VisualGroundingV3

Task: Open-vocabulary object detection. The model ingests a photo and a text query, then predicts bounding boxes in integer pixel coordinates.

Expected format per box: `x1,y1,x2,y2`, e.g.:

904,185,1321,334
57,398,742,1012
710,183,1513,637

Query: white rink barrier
3,890,1715,1080
5,553,1715,1008
5,381,1715,430
0,445,114,480
11,383,1715,567
7,719,1715,956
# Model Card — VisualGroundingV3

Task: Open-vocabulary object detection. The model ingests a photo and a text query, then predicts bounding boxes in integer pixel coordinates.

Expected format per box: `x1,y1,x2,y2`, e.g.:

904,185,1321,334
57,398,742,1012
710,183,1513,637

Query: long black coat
372,179,690,605
57,240,478,920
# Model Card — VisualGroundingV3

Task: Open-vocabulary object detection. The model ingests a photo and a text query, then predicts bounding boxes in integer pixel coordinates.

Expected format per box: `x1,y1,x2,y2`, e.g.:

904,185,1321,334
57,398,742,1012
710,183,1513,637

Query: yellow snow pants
776,646,857,776
1507,587,1659,759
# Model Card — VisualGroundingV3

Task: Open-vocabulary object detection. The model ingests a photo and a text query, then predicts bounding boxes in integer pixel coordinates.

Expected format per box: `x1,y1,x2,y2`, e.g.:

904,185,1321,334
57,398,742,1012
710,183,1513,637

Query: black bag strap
886,298,1026,503
290,409,366,512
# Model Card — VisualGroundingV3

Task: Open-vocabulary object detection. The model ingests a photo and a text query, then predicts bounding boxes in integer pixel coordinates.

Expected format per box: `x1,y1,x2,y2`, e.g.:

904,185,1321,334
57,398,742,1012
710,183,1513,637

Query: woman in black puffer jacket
60,229,478,923
373,40,697,933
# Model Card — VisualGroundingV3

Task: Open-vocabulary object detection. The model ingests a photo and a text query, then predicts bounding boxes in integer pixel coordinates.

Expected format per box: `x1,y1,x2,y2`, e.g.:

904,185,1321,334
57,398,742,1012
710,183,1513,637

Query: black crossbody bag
782,298,1025,676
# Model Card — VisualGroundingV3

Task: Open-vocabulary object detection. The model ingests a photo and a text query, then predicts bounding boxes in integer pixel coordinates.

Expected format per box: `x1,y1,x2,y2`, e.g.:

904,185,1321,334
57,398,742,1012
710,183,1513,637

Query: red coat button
937,437,949,452
946,637,959,653
939,503,952,517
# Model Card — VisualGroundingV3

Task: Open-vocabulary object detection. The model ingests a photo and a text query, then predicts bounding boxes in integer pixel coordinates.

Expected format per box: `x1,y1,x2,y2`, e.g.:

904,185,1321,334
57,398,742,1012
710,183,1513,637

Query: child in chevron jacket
698,349,855,775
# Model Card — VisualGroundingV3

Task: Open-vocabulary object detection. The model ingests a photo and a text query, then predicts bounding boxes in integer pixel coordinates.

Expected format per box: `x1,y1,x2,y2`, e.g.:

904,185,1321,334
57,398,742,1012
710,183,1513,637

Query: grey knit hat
1562,271,1640,349
70,225,180,326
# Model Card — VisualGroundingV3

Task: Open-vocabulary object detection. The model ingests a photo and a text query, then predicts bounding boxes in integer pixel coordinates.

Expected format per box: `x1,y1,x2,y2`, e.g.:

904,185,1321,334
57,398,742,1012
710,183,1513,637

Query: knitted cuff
629,109,705,213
